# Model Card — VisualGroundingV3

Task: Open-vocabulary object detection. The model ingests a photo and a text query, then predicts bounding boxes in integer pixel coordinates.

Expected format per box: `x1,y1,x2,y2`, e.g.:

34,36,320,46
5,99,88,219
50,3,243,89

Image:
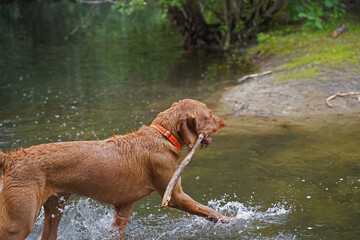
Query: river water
0,2,359,239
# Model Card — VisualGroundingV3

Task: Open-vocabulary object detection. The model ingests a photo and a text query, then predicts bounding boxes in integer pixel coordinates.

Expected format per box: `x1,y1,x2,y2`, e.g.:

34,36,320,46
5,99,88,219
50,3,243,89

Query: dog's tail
0,151,7,169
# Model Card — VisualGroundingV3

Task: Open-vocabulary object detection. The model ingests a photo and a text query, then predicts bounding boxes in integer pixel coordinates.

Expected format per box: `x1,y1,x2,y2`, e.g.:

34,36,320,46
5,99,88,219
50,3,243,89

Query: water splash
28,198,115,240
28,196,293,240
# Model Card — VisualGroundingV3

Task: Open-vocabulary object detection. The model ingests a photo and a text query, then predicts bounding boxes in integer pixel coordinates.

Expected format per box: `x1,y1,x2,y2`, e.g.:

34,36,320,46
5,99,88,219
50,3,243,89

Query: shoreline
219,71,360,118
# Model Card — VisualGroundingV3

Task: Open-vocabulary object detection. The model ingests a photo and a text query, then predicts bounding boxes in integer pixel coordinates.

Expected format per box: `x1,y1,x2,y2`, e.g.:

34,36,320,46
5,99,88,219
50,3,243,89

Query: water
1,2,359,239
0,1,250,149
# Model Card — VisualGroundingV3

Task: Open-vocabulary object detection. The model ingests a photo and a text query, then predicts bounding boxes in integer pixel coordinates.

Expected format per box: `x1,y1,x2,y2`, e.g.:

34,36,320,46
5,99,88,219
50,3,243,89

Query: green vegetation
250,15,360,82
104,0,360,82
287,0,346,29
112,0,349,50
275,67,320,82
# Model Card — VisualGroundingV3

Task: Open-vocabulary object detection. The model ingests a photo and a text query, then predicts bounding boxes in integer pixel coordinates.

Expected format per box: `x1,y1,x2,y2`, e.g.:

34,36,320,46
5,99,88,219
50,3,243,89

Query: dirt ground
219,66,360,118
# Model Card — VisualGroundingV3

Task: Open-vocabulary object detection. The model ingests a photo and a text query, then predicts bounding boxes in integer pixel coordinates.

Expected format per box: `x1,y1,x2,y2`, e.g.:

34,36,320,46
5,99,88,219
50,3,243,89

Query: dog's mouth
200,134,212,148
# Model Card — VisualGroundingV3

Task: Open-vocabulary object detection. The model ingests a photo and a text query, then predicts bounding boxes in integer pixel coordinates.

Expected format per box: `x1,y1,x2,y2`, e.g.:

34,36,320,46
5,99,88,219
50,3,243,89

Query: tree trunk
166,0,223,50
166,0,287,50
238,0,287,45
223,0,232,50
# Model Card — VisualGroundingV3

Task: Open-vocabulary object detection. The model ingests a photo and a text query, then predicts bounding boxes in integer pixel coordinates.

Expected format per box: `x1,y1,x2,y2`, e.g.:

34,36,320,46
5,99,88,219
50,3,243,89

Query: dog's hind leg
41,193,70,240
112,202,134,239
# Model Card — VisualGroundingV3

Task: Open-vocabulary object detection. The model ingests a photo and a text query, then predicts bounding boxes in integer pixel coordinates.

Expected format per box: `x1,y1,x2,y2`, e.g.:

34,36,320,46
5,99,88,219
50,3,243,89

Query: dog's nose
221,119,226,127
217,116,226,127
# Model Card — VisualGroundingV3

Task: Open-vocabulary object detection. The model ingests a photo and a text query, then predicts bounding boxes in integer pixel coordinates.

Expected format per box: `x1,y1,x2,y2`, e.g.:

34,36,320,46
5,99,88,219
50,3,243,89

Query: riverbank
219,18,360,118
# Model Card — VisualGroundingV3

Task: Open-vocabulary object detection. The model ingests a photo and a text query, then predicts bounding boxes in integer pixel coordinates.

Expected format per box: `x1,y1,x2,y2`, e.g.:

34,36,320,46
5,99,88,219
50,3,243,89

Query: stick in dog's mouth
161,134,204,207
201,134,212,148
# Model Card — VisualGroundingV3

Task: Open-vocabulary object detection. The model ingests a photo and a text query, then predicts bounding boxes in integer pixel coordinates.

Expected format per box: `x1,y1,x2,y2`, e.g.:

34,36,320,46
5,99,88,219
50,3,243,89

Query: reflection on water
0,1,359,240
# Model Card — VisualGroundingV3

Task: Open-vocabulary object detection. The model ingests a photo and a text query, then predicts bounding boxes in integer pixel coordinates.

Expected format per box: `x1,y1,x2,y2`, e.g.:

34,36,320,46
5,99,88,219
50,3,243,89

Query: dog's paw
219,215,233,223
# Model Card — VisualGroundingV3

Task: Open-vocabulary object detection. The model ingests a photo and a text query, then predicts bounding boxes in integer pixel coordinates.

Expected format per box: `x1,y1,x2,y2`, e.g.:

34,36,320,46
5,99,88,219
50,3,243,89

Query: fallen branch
331,24,347,38
237,70,272,84
66,4,97,39
326,91,360,108
161,134,204,207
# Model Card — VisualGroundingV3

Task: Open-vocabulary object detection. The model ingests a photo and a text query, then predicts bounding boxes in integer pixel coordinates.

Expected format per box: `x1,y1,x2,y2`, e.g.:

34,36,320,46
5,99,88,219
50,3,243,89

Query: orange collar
150,123,181,151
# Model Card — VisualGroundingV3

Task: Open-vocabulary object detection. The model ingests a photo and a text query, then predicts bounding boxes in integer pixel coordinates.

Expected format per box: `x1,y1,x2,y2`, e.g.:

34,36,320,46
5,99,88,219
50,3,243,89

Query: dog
0,99,230,239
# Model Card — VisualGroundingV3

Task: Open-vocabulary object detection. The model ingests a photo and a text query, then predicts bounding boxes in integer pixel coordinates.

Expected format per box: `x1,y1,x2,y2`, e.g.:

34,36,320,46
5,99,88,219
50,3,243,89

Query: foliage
158,0,185,8
115,0,148,15
287,0,346,29
113,0,287,49
113,0,349,49
115,0,185,15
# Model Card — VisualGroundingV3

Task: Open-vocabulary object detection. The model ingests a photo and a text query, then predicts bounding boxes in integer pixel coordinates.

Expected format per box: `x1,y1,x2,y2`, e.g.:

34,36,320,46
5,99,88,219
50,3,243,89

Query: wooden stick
237,70,272,84
326,91,360,108
161,134,204,207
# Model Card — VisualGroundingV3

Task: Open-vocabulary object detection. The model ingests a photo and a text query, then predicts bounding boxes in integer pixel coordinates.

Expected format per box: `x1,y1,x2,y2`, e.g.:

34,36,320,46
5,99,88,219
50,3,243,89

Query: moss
275,67,320,82
250,17,360,82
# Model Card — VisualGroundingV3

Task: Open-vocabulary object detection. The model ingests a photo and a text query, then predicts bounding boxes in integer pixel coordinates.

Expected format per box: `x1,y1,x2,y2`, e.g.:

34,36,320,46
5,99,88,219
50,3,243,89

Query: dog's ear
178,114,198,149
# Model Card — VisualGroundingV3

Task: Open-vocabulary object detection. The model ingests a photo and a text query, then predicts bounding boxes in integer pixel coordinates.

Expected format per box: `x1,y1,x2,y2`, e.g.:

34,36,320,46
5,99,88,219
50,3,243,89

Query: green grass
275,66,320,82
250,17,360,81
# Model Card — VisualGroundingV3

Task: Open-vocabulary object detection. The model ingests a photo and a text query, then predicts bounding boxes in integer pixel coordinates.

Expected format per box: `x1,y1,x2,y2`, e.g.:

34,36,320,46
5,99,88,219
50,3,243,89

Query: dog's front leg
167,183,232,223
151,154,232,223
112,202,134,239
41,193,71,240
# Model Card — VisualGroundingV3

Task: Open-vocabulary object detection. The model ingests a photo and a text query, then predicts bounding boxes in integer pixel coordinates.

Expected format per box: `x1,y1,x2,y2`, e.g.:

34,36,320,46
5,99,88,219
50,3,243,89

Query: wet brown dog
0,99,230,239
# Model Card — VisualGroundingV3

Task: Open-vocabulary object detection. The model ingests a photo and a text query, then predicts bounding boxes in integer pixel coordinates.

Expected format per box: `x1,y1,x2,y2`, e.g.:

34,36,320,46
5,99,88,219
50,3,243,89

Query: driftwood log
161,134,204,207
326,91,360,108
237,70,273,84
331,24,347,38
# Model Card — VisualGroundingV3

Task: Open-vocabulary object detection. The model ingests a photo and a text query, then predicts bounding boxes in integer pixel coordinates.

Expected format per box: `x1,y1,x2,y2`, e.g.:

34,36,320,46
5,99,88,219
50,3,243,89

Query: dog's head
152,99,226,149
176,99,226,149
155,99,224,149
